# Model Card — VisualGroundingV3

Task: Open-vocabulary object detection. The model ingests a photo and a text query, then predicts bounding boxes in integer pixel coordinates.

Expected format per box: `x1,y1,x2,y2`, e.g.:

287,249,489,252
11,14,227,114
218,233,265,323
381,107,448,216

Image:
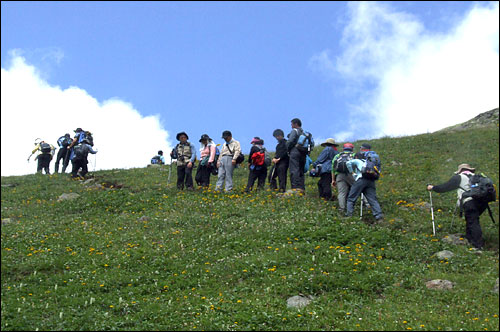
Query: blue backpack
362,151,381,180
296,131,314,154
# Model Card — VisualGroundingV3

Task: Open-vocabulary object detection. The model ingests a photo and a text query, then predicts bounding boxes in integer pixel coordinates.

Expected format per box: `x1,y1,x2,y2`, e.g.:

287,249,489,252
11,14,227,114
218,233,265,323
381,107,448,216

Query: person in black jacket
269,129,289,192
245,137,268,192
54,133,72,173
286,118,306,191
427,164,487,250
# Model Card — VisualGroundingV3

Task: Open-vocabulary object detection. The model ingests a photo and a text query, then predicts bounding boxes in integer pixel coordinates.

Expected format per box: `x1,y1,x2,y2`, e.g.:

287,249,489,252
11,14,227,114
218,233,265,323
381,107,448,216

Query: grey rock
425,279,454,290
58,193,80,201
435,250,454,260
1,218,13,225
287,295,314,309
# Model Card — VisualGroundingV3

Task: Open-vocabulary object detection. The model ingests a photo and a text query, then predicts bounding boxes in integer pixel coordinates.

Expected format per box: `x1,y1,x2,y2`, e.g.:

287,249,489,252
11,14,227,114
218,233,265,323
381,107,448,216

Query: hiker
71,138,97,179
54,133,72,173
195,134,216,188
216,130,242,192
332,143,356,213
245,137,269,192
269,129,289,192
67,128,93,163
312,138,339,201
27,139,55,174
427,164,490,250
345,143,384,222
151,150,165,165
170,132,196,190
286,118,307,192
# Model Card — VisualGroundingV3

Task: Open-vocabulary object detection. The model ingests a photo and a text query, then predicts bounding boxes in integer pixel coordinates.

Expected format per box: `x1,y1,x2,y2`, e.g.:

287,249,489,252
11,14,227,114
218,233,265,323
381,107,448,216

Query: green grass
1,125,499,331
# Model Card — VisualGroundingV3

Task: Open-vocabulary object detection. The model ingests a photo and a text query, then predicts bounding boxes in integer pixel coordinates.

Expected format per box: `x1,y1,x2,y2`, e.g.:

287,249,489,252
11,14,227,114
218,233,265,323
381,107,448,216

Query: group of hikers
27,119,495,251
28,128,97,179
150,117,496,251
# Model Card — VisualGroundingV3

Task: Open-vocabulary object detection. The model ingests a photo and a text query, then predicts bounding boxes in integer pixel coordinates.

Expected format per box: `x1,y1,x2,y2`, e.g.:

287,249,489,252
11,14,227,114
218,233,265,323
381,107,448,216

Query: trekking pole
429,191,436,236
93,153,97,172
167,156,172,186
450,204,458,232
360,193,364,218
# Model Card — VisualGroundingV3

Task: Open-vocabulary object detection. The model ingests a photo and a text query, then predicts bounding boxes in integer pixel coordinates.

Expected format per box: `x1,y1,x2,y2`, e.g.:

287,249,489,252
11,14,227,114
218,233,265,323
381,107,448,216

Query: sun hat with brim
199,134,210,142
455,163,475,174
250,137,261,144
321,138,339,147
176,132,189,141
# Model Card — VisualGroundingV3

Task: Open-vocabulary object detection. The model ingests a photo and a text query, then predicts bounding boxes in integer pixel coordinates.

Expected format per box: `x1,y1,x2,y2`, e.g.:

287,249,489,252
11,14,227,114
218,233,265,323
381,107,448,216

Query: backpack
226,143,244,164
40,142,52,153
77,131,94,146
264,149,271,167
151,155,163,164
251,148,266,166
333,152,353,173
461,173,497,204
73,144,86,160
213,145,221,164
362,151,381,180
57,136,71,148
296,130,314,154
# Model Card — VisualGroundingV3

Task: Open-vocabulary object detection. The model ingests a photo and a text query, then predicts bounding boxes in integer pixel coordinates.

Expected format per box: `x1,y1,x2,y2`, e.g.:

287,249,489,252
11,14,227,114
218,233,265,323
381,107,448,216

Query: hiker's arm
189,143,196,164
208,144,216,163
429,175,461,193
68,137,78,149
313,149,328,167
286,130,298,151
232,142,241,162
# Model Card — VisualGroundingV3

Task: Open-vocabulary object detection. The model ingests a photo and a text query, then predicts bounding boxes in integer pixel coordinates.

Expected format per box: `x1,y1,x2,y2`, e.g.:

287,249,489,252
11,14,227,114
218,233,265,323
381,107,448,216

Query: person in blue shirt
312,138,339,200
345,143,384,222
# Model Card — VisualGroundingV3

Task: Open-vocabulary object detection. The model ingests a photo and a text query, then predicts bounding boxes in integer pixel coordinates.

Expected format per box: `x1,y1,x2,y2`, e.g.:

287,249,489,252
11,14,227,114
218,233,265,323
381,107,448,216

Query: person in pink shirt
195,134,217,188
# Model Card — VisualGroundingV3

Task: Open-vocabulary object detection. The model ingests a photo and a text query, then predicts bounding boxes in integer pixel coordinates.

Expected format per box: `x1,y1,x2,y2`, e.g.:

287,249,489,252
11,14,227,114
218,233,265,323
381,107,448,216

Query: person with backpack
269,129,289,192
332,143,356,213
195,134,217,189
311,138,339,201
427,164,495,250
67,128,93,163
345,143,384,223
216,130,242,192
245,137,270,193
151,150,165,165
70,138,97,179
287,118,312,192
27,139,55,174
54,133,72,173
170,132,196,190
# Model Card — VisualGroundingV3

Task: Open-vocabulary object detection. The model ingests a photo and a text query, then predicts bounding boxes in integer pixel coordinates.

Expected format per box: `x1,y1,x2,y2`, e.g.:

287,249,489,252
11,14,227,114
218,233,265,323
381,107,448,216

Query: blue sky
2,1,499,176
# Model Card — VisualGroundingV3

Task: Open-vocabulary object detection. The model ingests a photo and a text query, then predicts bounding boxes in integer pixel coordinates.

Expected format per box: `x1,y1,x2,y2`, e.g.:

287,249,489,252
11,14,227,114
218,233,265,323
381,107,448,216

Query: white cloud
312,1,499,138
1,54,173,176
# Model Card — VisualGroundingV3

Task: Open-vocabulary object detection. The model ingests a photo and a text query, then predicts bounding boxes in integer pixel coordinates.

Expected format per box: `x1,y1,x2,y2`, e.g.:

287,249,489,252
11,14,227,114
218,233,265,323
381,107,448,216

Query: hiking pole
429,191,436,236
450,204,458,232
167,156,172,186
360,193,364,218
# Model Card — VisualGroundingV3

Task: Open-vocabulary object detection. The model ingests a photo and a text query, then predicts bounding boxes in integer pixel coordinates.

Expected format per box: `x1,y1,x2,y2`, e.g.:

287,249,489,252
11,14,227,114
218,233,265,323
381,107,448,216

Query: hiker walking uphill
312,138,339,201
71,138,97,179
170,132,196,190
27,139,55,174
216,130,242,192
54,133,72,173
270,129,289,192
287,118,313,192
427,164,496,250
67,128,94,164
195,134,217,189
332,143,356,213
345,143,384,223
245,137,270,193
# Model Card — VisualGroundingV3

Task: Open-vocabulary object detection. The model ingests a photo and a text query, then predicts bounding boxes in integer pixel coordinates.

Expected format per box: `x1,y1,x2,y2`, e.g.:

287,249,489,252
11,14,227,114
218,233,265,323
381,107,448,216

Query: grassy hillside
1,125,499,331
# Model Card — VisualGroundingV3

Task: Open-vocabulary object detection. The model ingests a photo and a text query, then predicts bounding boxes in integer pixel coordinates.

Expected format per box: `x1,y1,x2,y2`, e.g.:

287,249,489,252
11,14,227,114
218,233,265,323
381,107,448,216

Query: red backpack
251,149,265,166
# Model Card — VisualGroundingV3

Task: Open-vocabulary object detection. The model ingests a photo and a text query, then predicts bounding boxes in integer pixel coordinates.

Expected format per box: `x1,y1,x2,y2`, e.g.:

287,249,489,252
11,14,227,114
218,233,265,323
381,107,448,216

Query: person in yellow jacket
27,139,55,174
